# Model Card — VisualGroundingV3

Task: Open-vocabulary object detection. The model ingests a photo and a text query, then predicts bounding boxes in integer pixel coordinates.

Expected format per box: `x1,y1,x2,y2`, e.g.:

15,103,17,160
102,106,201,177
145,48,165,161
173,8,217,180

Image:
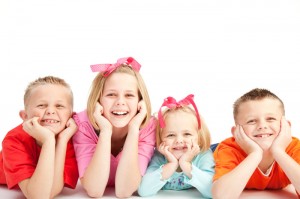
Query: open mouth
41,119,59,124
254,134,273,138
112,111,128,116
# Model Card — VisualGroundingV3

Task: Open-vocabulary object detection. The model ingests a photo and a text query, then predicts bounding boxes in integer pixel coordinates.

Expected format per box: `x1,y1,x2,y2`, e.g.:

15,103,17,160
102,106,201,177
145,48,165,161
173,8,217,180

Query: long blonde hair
87,64,152,130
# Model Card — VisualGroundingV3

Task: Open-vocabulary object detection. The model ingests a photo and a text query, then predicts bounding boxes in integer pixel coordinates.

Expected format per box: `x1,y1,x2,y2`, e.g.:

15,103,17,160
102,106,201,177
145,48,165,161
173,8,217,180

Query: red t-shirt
213,137,300,189
0,124,79,189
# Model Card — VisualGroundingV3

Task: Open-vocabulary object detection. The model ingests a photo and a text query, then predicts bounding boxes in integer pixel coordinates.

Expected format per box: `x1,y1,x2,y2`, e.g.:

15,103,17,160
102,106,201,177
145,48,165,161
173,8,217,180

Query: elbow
86,190,104,198
115,188,135,198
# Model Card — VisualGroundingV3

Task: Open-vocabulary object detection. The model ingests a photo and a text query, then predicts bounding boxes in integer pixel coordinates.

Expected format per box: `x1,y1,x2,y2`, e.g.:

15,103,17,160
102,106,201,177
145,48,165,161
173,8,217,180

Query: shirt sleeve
138,150,168,197
72,113,98,178
63,140,79,189
186,150,215,198
137,117,157,175
2,133,36,189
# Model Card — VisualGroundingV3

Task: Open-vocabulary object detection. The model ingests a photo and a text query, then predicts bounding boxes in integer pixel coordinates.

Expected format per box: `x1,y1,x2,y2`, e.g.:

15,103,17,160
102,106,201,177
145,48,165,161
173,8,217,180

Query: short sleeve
137,117,157,175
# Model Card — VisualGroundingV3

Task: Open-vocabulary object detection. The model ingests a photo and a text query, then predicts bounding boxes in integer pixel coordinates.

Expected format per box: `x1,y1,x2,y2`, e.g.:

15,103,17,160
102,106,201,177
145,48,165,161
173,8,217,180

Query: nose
175,136,184,144
46,107,55,115
116,96,125,105
257,120,268,130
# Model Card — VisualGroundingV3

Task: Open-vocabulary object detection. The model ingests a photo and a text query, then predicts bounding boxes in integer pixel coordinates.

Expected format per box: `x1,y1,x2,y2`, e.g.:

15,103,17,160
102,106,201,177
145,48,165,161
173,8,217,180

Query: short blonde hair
233,88,285,120
156,106,211,152
87,64,152,130
24,76,73,107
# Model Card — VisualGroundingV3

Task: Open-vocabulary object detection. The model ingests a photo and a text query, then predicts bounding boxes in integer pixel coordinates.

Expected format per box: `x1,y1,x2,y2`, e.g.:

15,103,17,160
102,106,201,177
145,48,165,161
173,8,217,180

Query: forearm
82,132,111,198
273,150,300,192
138,167,168,197
212,152,262,199
20,138,56,199
115,131,140,198
50,139,68,198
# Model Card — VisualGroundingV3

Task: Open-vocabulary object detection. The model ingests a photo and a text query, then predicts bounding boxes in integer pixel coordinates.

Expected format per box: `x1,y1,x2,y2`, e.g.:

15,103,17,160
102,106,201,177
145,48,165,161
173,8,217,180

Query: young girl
138,94,215,198
72,57,156,198
0,76,78,199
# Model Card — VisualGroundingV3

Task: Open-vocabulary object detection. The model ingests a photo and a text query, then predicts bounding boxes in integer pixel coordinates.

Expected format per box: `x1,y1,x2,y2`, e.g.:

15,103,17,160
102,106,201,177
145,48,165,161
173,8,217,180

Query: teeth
43,119,58,123
113,111,127,115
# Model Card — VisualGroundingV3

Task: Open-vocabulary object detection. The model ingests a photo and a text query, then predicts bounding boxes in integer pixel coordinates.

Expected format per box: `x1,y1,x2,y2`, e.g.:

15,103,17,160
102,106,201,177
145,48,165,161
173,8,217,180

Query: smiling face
21,84,73,135
160,109,199,159
100,72,139,129
235,98,283,150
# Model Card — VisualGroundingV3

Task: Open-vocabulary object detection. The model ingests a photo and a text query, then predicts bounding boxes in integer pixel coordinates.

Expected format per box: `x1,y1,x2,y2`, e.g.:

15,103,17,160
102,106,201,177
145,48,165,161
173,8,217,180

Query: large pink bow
158,94,201,129
90,57,141,77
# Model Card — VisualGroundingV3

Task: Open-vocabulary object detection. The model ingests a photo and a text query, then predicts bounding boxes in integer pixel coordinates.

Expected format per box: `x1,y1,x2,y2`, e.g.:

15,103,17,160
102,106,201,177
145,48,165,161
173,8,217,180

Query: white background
1,0,300,147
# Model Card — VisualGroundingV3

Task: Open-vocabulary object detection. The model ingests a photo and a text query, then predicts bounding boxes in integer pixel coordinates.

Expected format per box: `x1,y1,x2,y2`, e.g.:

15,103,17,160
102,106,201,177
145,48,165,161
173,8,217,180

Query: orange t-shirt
213,137,300,190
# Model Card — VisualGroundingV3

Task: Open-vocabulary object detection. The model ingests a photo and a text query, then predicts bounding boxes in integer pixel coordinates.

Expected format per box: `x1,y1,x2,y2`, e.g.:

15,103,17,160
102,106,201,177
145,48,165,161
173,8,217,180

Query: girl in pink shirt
72,57,156,198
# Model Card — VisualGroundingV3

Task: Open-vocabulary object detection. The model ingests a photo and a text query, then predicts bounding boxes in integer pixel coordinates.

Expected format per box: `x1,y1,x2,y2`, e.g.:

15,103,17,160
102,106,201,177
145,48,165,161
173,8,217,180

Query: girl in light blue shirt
138,94,215,198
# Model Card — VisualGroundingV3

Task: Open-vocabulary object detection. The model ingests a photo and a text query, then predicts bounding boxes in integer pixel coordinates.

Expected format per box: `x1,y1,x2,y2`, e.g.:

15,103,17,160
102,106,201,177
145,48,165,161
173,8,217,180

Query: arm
185,151,215,199
80,103,112,198
115,101,147,198
18,117,56,199
50,118,77,198
271,117,300,192
138,151,170,197
212,125,263,199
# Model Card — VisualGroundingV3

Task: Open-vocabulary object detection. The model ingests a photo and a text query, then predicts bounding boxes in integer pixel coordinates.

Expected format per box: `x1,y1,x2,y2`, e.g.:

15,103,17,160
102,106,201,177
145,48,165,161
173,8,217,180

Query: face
161,110,199,159
21,84,73,134
235,98,283,150
100,72,139,128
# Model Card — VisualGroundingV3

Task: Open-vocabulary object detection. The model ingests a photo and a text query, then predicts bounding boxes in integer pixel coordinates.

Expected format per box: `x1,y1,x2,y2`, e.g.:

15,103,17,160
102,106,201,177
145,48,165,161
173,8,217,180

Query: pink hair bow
90,57,141,77
158,94,201,129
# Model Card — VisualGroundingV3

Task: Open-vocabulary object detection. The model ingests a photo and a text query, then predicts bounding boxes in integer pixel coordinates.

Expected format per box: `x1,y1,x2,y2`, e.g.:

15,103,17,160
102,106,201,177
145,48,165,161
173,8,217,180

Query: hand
93,102,112,133
57,117,78,142
233,125,263,155
179,139,200,165
158,142,178,165
270,116,292,154
22,117,55,144
128,100,147,130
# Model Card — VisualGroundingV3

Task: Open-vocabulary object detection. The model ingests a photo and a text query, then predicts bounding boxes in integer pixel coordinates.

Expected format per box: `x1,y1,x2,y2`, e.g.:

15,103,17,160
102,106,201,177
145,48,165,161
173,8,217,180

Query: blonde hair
156,106,211,152
24,76,73,107
87,64,152,130
233,88,285,120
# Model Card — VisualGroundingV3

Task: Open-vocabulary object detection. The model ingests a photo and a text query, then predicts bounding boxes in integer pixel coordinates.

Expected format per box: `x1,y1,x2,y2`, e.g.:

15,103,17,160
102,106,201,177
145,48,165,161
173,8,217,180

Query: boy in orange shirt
212,88,300,199
0,76,79,199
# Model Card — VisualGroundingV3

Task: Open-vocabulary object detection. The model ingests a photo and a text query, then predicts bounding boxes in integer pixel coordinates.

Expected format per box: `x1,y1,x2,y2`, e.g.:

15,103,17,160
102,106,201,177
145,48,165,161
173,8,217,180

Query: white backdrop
1,0,300,147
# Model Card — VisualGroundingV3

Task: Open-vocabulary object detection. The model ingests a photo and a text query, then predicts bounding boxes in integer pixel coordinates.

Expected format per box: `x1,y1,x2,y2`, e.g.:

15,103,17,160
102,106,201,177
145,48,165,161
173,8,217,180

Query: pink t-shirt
72,110,156,186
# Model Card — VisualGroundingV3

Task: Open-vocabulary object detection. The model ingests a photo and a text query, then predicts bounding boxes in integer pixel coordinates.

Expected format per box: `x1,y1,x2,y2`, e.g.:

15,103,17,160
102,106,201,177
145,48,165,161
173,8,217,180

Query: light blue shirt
138,149,215,198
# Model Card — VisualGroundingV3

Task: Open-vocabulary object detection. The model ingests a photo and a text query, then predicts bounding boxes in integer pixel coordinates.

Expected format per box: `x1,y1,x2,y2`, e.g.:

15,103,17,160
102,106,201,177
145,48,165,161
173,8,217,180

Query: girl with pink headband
138,94,215,198
72,57,156,198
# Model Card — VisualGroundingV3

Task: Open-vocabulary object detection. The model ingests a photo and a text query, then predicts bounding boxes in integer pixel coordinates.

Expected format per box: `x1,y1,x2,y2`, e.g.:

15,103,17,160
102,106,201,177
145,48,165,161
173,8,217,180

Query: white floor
0,183,298,199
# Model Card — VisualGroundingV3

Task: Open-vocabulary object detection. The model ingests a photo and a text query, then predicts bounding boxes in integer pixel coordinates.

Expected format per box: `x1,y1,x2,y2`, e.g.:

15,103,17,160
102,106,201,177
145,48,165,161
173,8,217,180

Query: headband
90,57,141,77
158,94,201,129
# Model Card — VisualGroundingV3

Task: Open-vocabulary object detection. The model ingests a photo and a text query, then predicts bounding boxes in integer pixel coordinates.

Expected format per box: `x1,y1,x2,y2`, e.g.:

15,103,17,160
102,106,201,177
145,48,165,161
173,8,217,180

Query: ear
19,110,27,121
287,120,291,127
231,126,236,136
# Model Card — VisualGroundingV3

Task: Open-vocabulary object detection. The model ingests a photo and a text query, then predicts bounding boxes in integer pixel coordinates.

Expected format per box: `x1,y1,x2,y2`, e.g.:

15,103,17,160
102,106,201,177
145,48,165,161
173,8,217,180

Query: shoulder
214,137,245,157
139,117,157,137
3,124,34,146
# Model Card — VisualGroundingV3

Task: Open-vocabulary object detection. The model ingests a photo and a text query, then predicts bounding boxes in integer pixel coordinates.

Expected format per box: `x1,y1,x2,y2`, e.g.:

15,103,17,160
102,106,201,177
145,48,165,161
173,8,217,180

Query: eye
126,93,136,98
106,93,116,97
184,132,192,136
246,120,256,125
166,134,175,138
267,117,277,122
56,104,65,108
37,104,46,108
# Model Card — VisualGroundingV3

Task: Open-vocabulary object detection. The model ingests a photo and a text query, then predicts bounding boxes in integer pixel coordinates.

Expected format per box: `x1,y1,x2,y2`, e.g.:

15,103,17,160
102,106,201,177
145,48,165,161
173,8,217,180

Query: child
212,88,300,199
72,57,156,198
138,94,215,198
0,76,79,199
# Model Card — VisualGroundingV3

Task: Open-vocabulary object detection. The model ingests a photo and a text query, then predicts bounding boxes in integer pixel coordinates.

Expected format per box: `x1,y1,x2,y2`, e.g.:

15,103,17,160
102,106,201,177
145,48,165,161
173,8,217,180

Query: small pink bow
158,94,201,129
90,57,141,77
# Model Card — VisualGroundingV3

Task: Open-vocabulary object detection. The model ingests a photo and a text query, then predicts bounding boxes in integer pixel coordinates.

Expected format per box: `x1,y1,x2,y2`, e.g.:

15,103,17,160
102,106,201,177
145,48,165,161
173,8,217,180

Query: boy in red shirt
0,76,79,198
213,88,300,199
